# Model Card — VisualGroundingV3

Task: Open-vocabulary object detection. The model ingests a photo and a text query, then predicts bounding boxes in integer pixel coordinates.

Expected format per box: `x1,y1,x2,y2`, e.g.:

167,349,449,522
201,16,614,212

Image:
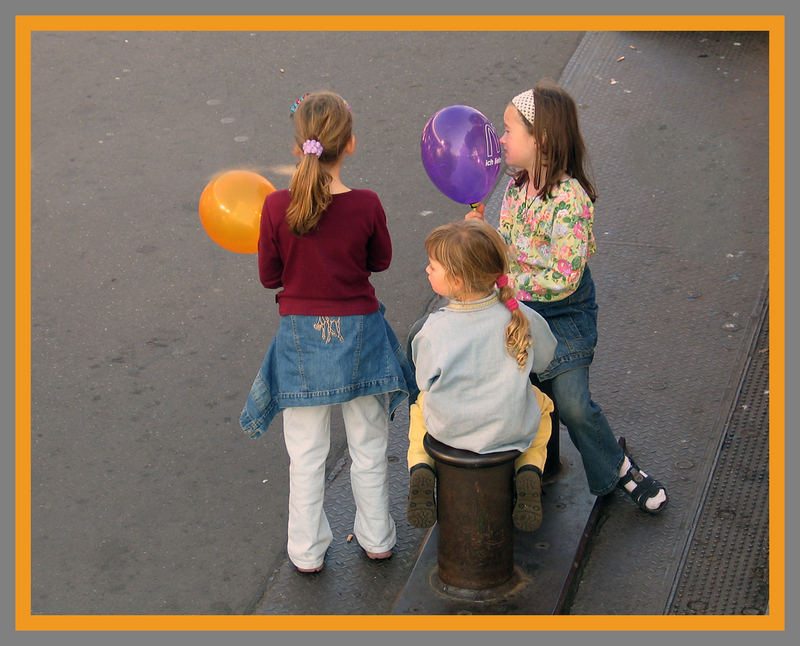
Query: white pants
282,394,397,570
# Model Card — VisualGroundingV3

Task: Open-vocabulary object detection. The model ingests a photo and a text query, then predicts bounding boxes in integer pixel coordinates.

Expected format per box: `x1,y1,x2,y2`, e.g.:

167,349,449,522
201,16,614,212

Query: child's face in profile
500,103,537,170
426,257,458,298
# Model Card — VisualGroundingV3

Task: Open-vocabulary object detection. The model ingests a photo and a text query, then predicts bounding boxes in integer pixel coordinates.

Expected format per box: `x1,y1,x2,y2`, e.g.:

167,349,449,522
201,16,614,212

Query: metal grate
668,300,769,614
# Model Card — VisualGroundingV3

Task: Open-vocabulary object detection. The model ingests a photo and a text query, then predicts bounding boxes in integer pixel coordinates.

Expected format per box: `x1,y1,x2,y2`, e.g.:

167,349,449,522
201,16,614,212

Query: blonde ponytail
287,153,332,235
285,92,353,236
497,282,532,371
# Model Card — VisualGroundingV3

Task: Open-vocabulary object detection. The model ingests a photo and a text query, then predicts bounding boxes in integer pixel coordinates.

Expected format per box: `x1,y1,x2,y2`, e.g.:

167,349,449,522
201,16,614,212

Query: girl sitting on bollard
406,219,557,532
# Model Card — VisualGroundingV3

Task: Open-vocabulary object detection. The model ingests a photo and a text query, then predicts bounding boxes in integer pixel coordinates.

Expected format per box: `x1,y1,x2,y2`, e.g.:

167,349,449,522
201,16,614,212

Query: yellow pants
407,386,554,473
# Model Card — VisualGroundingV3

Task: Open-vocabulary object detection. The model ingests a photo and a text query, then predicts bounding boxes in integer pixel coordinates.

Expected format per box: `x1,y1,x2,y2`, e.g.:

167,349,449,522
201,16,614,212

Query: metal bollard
423,433,520,590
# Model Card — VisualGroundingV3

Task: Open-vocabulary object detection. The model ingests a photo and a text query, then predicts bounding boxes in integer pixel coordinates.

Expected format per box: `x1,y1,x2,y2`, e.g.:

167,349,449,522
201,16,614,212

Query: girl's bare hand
465,203,485,220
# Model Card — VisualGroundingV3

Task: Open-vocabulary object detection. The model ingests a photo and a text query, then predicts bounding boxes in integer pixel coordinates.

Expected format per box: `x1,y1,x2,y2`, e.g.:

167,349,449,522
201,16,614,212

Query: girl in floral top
499,174,595,302
470,79,668,513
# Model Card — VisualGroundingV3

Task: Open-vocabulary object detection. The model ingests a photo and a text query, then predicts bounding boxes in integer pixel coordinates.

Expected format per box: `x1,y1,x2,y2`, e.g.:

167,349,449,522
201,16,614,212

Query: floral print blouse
498,177,596,302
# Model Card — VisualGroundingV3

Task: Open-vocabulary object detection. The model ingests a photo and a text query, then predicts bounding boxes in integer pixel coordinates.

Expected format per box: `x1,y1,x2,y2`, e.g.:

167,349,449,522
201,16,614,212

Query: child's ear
345,135,356,155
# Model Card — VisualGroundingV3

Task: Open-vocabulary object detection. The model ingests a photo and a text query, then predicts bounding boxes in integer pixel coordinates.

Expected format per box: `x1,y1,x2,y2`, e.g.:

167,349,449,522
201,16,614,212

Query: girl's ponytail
287,144,332,235
496,277,532,371
285,92,352,236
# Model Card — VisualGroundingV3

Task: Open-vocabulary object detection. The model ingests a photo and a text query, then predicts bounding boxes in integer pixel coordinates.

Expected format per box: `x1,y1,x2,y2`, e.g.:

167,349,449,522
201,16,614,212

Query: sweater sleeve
258,198,283,289
365,198,392,272
411,326,440,392
525,306,557,375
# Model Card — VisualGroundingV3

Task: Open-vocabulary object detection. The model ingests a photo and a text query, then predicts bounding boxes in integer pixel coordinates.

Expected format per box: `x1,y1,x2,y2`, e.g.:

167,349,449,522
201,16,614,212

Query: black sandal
617,447,668,514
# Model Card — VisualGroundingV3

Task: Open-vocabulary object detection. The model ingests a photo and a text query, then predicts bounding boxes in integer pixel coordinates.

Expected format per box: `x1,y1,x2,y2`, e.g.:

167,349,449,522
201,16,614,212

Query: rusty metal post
423,433,520,590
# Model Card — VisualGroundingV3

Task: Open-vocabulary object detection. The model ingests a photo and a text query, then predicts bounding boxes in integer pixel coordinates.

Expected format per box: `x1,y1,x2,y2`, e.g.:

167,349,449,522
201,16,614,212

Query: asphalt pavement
26,27,773,622
28,29,583,614
244,30,772,618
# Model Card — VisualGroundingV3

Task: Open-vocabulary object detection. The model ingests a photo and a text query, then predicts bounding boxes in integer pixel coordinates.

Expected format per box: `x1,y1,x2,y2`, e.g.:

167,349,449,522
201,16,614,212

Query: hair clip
496,275,509,288
289,93,308,116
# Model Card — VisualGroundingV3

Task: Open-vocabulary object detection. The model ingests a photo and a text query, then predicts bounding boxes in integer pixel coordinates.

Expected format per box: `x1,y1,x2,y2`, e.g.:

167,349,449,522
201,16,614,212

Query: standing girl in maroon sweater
240,91,414,573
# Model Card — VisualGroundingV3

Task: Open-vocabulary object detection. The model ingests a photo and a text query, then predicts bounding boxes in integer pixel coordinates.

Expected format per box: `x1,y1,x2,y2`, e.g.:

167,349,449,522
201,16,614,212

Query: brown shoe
513,467,543,532
407,464,436,528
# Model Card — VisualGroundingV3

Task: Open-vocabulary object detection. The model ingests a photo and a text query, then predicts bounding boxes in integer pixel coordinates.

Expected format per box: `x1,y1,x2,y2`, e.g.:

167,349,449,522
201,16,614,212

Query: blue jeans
547,366,624,496
521,267,626,495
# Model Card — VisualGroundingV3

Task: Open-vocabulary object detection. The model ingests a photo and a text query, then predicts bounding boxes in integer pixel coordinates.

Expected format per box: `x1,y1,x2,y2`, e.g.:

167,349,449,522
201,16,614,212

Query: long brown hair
509,79,597,203
286,91,353,235
425,220,532,370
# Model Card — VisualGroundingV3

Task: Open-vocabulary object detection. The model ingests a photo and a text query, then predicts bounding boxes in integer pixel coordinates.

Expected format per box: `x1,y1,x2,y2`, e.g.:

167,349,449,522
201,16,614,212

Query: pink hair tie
302,139,324,158
505,298,519,311
496,275,509,288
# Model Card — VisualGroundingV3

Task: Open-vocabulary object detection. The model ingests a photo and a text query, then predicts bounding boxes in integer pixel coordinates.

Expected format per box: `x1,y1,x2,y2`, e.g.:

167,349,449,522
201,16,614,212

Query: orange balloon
198,170,276,254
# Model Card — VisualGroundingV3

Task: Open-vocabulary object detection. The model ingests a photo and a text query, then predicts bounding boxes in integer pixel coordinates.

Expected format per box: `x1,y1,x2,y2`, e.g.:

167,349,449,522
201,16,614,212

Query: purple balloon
420,104,502,205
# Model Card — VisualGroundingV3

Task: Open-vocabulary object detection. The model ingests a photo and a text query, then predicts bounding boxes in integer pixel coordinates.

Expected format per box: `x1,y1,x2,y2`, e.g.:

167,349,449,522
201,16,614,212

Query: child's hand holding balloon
465,203,485,220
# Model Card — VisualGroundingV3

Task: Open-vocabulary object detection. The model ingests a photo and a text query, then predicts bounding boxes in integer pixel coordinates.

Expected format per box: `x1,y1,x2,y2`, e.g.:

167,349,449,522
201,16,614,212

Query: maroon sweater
258,188,392,315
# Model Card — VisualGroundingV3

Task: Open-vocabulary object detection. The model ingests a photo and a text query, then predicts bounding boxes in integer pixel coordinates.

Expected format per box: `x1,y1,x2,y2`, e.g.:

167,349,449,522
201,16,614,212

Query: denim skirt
240,306,415,439
523,265,599,381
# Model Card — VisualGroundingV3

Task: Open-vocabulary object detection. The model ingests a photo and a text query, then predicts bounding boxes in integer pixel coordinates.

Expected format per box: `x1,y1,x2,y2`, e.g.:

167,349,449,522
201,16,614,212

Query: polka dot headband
511,89,535,125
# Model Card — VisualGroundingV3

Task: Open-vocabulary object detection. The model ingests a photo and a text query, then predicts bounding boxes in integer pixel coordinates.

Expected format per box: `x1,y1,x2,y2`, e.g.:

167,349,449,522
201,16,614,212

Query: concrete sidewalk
253,30,771,615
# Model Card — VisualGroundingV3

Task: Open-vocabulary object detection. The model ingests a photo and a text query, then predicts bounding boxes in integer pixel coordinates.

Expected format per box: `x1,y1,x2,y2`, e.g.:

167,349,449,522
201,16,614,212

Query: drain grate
668,299,770,614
